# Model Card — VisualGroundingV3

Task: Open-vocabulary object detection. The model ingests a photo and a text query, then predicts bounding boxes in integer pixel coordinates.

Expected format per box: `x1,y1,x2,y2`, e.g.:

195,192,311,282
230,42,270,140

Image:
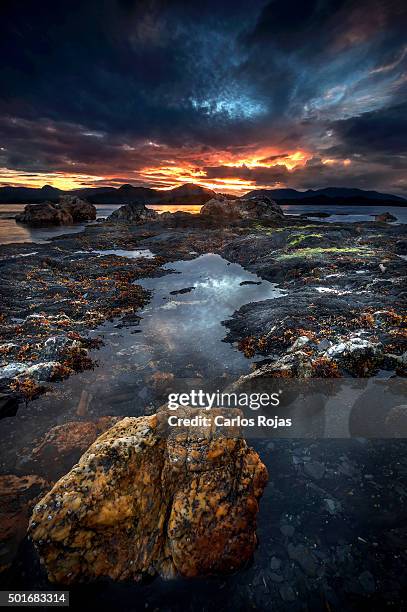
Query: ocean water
0,203,406,245
280,203,407,223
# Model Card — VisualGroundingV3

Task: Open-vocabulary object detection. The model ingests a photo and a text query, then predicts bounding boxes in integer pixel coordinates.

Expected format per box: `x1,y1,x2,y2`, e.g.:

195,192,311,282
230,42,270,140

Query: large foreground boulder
109,202,158,223
29,411,268,583
201,195,284,220
16,196,96,226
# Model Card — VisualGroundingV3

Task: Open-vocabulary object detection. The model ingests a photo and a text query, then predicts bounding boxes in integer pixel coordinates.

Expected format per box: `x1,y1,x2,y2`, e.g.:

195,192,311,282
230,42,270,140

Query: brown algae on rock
29,411,268,583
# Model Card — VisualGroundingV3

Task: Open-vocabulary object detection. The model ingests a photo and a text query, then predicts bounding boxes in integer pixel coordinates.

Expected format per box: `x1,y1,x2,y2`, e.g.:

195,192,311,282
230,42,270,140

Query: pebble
279,584,296,602
304,461,325,480
280,524,295,537
270,556,281,570
358,570,376,593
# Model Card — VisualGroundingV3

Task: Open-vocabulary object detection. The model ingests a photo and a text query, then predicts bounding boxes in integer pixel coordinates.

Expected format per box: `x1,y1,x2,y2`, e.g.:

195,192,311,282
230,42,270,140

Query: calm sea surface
0,203,406,245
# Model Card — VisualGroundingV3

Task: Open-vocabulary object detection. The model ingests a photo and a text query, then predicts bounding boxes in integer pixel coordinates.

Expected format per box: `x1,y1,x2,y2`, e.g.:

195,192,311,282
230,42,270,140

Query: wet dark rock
395,239,407,255
358,570,376,592
0,474,50,572
375,212,397,222
108,203,158,224
317,339,332,351
304,461,325,480
58,196,96,222
270,556,282,570
28,417,121,478
287,543,318,577
239,280,262,286
384,404,407,437
15,196,96,226
159,211,194,226
15,202,73,226
0,390,19,419
280,524,295,537
169,286,195,295
324,498,341,515
279,584,297,602
0,195,407,606
201,195,284,220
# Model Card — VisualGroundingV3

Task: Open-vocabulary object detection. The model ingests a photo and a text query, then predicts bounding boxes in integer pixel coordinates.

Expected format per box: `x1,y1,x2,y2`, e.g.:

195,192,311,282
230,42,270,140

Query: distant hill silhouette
0,182,216,205
0,183,405,206
243,187,406,206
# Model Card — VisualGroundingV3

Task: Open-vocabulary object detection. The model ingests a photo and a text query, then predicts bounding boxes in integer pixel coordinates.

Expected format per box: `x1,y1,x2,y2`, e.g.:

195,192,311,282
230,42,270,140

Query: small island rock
108,202,158,223
15,196,96,226
200,195,284,220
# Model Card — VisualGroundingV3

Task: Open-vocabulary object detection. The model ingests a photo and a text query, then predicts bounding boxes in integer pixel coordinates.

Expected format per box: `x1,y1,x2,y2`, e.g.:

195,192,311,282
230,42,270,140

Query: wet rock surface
201,195,284,220
27,417,121,479
222,221,406,380
15,197,96,226
29,412,268,583
109,202,158,223
375,212,397,222
0,474,49,572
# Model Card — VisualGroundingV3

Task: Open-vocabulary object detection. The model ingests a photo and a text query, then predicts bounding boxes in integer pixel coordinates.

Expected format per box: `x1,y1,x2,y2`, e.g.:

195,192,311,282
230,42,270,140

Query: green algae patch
287,233,323,248
253,222,325,236
276,246,370,260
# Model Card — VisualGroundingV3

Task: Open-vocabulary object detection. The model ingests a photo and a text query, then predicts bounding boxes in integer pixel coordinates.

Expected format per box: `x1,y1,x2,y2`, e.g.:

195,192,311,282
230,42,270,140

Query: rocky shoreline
1,199,405,404
0,198,406,607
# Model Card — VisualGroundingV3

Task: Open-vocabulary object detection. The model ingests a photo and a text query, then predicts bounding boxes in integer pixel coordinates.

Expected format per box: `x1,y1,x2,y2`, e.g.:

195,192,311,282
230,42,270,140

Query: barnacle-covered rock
29,410,268,583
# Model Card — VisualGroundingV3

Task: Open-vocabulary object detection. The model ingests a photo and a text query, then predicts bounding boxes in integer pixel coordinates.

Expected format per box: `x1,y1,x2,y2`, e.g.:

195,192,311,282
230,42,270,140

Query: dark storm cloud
330,103,407,155
0,0,406,193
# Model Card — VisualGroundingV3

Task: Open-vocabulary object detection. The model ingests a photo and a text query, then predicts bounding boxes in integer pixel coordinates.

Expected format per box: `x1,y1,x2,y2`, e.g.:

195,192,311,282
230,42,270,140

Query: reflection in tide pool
136,254,283,380
75,248,155,259
84,253,285,414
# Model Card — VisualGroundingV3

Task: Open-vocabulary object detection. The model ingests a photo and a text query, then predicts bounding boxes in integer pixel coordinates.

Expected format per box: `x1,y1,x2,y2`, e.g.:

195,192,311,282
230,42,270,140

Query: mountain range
0,183,405,206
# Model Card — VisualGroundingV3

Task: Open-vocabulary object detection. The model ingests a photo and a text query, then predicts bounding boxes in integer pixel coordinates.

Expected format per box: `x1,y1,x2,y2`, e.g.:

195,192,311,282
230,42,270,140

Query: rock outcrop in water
200,195,283,220
15,196,96,226
375,211,397,222
58,196,97,222
29,411,268,583
108,202,158,223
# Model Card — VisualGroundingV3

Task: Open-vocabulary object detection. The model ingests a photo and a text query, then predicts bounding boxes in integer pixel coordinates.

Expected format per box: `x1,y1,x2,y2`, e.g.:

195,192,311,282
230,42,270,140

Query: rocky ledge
221,220,406,381
29,411,268,583
16,196,96,226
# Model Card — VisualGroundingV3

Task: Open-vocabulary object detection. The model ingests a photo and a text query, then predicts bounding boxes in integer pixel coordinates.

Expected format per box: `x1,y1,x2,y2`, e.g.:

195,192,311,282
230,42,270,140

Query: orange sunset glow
0,148,312,195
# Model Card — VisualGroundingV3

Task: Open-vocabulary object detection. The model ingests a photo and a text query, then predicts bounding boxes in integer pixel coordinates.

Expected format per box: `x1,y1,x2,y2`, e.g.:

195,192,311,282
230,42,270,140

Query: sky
0,0,406,195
